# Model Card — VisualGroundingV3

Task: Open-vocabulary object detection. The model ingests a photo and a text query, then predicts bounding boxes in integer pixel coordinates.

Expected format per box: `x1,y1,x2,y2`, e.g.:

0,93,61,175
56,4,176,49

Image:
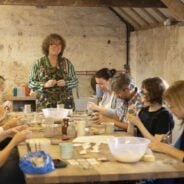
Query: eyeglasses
140,90,149,96
50,43,61,47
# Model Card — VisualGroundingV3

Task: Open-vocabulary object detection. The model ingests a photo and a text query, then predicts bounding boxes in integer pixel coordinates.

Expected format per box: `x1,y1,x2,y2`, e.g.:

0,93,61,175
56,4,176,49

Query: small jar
62,118,69,135
67,122,77,138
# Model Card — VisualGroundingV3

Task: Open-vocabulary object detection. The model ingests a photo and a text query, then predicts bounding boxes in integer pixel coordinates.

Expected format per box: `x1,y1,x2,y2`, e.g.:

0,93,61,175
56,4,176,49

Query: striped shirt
119,88,142,122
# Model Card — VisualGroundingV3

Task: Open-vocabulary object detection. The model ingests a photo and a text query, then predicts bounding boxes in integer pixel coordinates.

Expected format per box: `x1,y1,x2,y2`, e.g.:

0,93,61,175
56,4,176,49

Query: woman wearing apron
29,33,78,111
88,68,123,118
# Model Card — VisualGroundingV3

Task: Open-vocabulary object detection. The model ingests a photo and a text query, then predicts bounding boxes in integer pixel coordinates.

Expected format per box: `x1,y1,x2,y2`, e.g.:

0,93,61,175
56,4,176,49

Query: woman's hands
127,113,141,127
126,105,141,126
90,112,112,124
5,124,29,137
2,116,22,130
11,129,32,146
57,79,66,87
44,79,66,88
87,102,99,112
44,79,57,88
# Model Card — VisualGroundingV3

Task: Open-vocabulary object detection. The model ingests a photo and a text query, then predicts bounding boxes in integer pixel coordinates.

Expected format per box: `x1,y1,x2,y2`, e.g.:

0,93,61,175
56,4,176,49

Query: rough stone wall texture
130,26,184,87
0,6,126,97
130,25,184,143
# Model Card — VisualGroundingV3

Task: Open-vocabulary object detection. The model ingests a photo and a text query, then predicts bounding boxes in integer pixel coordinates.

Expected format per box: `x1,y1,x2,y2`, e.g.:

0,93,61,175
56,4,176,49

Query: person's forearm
0,140,16,167
0,130,10,142
114,120,128,130
157,143,184,161
137,121,154,140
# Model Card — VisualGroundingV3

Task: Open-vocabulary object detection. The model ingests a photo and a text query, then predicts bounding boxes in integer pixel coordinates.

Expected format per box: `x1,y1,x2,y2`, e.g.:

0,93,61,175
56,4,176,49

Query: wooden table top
18,130,184,184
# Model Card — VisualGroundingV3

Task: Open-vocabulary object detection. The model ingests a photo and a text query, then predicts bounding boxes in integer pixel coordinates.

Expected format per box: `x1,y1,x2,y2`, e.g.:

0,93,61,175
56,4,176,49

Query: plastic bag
19,151,55,174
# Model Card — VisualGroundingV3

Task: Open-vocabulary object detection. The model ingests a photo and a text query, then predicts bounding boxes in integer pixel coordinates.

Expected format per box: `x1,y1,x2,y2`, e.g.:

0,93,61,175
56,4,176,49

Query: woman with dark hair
88,68,123,118
127,77,174,140
29,33,78,110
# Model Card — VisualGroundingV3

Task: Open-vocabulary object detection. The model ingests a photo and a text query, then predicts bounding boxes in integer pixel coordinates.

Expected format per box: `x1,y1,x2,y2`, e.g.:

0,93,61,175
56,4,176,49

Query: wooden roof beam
142,8,160,23
118,8,142,28
0,0,166,7
130,8,150,25
161,0,184,21
152,8,167,20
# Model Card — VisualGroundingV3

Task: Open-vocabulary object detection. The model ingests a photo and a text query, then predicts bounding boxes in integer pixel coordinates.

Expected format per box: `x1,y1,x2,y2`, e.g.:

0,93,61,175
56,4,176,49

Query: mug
59,143,73,159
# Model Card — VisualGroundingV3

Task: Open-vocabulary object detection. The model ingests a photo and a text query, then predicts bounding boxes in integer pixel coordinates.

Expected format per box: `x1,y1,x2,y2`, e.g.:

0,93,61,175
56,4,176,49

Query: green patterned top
28,56,78,109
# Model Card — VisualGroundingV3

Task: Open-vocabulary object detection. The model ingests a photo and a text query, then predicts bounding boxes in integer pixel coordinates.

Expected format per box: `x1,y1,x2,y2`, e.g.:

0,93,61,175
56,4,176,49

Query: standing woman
29,33,78,111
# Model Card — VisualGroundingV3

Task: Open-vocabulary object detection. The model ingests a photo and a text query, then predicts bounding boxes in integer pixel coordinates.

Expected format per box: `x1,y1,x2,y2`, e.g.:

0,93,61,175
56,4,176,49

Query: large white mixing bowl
108,137,150,163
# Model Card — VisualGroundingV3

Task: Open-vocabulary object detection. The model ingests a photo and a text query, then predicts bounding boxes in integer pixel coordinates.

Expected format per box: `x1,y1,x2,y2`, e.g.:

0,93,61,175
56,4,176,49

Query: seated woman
0,125,30,166
0,126,31,184
127,77,174,140
0,75,30,184
148,80,184,184
88,68,123,119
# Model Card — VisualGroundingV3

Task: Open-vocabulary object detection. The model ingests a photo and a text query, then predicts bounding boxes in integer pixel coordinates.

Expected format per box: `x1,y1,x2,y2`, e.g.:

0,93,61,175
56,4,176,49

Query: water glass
59,142,73,159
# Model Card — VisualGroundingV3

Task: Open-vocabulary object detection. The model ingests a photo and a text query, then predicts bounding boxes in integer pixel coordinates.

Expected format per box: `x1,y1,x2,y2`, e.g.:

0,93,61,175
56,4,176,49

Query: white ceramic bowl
108,137,150,163
42,108,69,119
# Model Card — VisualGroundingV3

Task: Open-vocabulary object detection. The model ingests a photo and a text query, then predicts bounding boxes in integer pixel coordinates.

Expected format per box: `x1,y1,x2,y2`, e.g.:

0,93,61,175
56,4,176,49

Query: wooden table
18,131,184,184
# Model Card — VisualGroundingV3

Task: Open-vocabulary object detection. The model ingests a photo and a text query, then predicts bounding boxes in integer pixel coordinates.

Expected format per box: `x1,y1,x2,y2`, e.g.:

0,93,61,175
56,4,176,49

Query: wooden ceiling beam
152,8,167,20
118,8,142,28
161,0,184,21
0,0,166,7
135,22,164,31
109,7,135,31
130,8,150,25
142,8,160,23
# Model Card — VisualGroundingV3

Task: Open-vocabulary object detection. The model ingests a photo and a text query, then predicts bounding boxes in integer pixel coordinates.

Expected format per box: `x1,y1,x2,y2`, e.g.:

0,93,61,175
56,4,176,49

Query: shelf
6,96,36,101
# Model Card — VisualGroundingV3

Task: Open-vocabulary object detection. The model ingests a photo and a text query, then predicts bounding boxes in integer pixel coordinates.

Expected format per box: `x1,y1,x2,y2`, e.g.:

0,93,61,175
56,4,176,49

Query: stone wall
130,25,184,87
0,6,126,97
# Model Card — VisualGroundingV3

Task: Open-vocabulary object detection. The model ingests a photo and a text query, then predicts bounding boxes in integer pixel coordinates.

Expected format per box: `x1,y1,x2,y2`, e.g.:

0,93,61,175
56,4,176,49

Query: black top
137,106,174,137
